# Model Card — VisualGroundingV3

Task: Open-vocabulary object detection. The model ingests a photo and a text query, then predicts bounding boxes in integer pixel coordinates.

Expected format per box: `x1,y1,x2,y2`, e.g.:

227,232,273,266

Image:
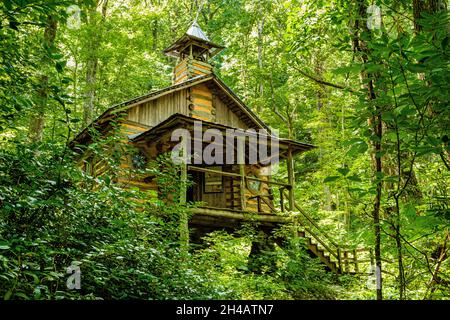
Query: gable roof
72,73,270,145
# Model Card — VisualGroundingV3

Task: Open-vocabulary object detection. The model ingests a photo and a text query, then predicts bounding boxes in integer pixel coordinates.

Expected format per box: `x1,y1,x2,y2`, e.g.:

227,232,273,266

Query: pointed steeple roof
186,21,209,41
163,21,224,58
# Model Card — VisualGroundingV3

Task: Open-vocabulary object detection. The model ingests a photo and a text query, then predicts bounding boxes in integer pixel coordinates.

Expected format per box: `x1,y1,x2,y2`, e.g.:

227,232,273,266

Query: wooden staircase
299,230,339,273
283,190,373,275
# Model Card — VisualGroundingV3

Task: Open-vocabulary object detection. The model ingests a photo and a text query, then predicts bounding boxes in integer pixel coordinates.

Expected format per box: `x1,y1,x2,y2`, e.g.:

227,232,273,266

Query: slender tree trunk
352,0,383,299
394,198,406,299
412,0,428,33
313,54,333,212
372,108,383,300
152,19,158,51
82,0,108,127
257,3,265,112
424,228,449,298
28,15,58,142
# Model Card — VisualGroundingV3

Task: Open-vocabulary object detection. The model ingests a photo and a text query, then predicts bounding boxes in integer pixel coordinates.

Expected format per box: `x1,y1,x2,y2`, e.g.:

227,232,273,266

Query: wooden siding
214,94,248,129
125,81,249,131
189,84,214,122
120,120,151,136
173,57,212,85
244,165,272,213
126,90,189,127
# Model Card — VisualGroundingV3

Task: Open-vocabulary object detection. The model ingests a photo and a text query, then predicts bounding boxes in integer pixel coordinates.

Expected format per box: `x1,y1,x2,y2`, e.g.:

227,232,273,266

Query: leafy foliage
0,0,449,300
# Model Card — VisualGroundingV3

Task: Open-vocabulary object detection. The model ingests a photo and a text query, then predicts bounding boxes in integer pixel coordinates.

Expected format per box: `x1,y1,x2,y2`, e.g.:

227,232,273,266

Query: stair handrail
247,188,277,213
282,189,340,249
302,226,339,260
279,190,377,274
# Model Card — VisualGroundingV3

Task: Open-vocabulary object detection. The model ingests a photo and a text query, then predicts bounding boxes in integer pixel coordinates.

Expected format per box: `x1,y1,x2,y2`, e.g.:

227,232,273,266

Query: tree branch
439,152,450,171
291,65,356,93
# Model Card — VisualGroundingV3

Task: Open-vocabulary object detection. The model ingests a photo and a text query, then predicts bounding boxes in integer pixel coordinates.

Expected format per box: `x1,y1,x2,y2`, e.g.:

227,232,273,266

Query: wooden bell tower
164,21,224,85
164,21,224,122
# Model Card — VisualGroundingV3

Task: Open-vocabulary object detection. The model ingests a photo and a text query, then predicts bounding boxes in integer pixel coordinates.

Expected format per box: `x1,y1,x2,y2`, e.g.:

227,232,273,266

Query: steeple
164,21,224,84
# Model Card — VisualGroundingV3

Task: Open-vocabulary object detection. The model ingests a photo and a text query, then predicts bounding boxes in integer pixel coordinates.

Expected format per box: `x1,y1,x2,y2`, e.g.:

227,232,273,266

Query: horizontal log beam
187,165,290,187
191,207,292,224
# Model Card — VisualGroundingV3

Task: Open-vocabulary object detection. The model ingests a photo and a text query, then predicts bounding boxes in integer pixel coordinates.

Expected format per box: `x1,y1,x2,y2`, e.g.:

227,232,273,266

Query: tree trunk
152,19,158,51
352,0,383,299
82,0,108,127
314,54,333,212
413,0,445,33
28,15,58,142
425,228,449,298
256,3,265,112
372,109,384,301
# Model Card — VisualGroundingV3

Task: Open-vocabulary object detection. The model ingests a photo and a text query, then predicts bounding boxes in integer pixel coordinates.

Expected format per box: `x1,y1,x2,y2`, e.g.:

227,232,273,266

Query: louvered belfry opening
164,21,224,85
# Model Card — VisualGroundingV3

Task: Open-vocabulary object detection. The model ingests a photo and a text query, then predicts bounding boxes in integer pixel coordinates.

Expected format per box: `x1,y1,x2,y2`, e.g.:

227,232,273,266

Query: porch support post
238,136,246,211
287,146,295,211
179,136,189,248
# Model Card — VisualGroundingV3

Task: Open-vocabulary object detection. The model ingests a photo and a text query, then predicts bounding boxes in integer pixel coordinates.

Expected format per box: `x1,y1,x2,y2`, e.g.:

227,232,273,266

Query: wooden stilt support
179,137,189,248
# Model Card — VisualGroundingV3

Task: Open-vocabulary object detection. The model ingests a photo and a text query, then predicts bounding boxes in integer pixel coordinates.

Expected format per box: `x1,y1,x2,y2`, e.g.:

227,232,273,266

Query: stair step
295,224,346,274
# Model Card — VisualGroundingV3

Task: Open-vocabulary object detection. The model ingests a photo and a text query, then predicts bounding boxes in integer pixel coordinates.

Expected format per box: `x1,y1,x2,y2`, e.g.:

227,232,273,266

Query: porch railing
187,165,290,213
186,165,376,274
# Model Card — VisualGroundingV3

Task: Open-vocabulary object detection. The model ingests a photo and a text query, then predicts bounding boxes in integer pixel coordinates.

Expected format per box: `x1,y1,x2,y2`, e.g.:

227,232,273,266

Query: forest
0,0,449,301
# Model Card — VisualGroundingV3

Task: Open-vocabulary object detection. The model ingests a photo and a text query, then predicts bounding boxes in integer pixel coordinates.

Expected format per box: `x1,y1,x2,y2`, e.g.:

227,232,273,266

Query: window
132,152,147,170
247,174,261,192
204,166,223,193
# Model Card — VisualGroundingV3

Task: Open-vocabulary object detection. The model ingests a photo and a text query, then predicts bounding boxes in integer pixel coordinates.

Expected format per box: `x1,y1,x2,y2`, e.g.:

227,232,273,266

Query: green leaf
441,36,449,50
342,138,363,147
25,271,40,285
55,61,66,73
403,204,416,217
347,175,362,182
14,292,29,300
381,112,395,122
347,141,368,157
407,63,427,73
337,167,350,176
364,63,384,73
323,176,340,183
4,289,12,300
332,64,362,74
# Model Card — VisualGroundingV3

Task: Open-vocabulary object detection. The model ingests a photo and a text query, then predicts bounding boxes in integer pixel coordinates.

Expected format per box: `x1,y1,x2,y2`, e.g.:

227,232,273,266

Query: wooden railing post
337,247,342,273
344,251,349,273
237,135,246,211
286,146,295,211
353,249,359,273
279,187,285,212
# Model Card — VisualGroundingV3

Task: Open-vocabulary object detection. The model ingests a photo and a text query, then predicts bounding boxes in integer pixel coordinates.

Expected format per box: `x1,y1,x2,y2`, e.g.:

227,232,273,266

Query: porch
185,164,296,216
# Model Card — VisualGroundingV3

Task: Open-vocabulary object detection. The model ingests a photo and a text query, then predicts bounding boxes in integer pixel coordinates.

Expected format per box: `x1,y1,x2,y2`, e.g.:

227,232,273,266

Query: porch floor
189,206,293,229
